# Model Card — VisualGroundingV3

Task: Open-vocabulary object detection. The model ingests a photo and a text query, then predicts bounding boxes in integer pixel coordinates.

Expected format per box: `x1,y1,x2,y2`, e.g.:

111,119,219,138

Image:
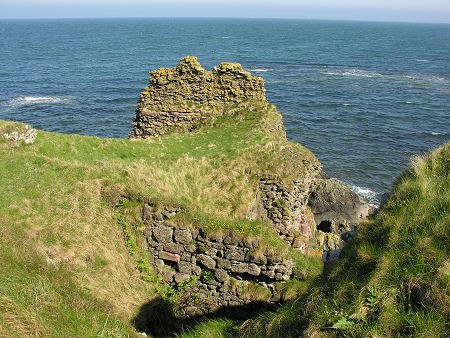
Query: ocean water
1,18,449,205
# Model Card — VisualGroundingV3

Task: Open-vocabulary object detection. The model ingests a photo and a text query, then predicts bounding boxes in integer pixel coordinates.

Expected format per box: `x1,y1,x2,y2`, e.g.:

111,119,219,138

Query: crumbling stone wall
142,204,294,316
129,56,267,139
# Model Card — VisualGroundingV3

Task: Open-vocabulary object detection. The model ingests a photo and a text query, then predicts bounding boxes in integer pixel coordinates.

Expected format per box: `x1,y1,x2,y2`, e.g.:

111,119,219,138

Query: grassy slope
239,143,449,337
0,103,321,336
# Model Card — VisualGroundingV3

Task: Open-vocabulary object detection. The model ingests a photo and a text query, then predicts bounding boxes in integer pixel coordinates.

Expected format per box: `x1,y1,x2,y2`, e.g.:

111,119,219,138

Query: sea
1,18,449,206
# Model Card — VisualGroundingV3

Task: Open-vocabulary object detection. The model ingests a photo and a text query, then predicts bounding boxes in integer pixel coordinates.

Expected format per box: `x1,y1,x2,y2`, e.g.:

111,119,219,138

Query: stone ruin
143,204,294,316
130,57,370,315
129,56,267,139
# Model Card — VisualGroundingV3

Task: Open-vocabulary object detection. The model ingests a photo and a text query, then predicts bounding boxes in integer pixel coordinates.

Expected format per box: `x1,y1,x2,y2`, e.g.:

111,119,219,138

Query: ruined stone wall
129,56,267,139
142,204,294,316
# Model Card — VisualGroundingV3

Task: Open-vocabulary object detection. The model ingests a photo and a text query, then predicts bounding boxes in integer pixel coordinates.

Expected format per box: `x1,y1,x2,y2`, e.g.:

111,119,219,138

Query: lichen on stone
129,56,267,139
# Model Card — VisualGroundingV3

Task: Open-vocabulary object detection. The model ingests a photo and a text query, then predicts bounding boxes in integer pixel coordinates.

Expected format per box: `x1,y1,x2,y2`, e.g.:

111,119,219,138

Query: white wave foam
251,68,270,72
340,180,379,207
414,59,430,63
405,101,413,104
7,96,74,106
320,69,449,84
320,69,383,78
431,132,444,135
342,103,353,106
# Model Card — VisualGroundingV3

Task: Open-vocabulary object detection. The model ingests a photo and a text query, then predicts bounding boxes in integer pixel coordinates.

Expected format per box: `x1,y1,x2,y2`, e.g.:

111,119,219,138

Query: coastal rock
2,124,37,144
308,177,369,226
129,56,267,139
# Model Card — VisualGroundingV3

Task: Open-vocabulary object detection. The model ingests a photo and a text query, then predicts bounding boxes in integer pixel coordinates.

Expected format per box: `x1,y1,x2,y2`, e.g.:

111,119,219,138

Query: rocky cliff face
129,56,267,139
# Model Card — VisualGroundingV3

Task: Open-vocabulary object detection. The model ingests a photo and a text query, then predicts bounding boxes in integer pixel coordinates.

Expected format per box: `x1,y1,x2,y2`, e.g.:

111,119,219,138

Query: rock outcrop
1,124,36,144
129,56,267,139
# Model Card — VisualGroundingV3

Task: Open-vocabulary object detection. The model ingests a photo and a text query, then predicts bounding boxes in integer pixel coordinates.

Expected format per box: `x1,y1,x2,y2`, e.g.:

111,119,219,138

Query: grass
3,109,445,336
0,101,320,336
237,142,449,337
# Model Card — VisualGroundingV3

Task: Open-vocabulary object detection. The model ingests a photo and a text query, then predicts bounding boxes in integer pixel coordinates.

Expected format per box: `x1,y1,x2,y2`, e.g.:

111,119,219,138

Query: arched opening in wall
317,220,332,233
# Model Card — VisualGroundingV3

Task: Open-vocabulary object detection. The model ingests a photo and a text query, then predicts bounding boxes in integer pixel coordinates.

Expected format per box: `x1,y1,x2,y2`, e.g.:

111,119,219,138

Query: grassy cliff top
0,100,320,336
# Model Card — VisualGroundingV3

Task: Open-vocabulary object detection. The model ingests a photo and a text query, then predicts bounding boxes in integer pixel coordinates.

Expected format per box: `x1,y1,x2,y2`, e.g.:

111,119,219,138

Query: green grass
0,102,320,336
238,142,449,337
4,110,445,337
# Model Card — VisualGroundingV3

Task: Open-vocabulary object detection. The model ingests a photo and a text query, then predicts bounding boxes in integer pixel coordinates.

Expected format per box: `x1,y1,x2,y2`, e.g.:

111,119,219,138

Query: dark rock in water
308,177,369,226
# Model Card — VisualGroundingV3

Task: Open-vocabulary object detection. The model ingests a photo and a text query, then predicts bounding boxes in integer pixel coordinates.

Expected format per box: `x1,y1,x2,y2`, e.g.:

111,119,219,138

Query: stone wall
129,56,267,139
142,204,294,316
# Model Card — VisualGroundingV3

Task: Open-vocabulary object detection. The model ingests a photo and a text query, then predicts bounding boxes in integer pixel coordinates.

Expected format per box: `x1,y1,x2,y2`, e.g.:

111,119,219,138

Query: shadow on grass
132,297,276,337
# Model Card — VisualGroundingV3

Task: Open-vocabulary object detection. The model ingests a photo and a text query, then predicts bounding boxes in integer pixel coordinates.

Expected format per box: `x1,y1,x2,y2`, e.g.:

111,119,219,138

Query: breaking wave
4,96,75,107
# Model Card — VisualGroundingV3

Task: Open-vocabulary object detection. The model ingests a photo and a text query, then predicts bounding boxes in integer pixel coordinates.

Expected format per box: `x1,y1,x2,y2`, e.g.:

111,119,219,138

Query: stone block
215,269,229,283
262,270,275,279
224,249,245,261
153,224,173,243
198,254,216,269
174,273,190,284
164,242,182,254
178,261,192,274
159,251,180,263
247,263,261,276
174,228,192,244
162,270,175,283
216,258,232,270
231,263,248,274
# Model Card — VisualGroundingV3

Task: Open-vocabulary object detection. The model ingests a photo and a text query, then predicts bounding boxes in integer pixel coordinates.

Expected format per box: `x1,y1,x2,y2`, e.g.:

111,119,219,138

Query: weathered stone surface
231,263,248,274
2,124,37,144
162,270,175,283
129,56,267,139
247,263,261,276
174,273,190,283
198,254,216,269
224,249,245,261
164,242,183,254
159,251,180,263
215,269,229,283
216,258,232,270
178,261,192,274
153,224,173,243
174,228,192,244
308,178,369,226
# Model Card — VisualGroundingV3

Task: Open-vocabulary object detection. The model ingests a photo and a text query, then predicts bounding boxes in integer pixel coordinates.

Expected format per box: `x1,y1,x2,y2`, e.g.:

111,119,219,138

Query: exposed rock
129,56,267,139
2,124,37,144
308,177,369,226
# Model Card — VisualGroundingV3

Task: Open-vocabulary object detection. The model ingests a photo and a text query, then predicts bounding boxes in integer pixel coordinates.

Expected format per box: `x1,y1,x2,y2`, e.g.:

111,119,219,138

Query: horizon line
1,16,449,25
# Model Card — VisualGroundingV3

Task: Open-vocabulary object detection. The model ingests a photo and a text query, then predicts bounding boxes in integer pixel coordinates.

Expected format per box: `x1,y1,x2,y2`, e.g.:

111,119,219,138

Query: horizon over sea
1,18,449,205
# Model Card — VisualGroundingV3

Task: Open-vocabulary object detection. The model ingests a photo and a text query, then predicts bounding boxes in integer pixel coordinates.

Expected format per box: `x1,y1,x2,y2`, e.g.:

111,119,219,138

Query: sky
0,0,449,23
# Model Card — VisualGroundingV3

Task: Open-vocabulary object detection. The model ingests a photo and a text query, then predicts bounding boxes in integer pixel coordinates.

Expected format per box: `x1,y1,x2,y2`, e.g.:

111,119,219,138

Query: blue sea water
1,18,449,205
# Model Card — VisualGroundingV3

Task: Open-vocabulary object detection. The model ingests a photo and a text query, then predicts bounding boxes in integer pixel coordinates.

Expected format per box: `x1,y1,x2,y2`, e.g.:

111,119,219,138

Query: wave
251,68,270,72
320,69,382,78
431,132,444,136
341,181,379,207
319,68,450,84
414,59,430,63
4,96,75,107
